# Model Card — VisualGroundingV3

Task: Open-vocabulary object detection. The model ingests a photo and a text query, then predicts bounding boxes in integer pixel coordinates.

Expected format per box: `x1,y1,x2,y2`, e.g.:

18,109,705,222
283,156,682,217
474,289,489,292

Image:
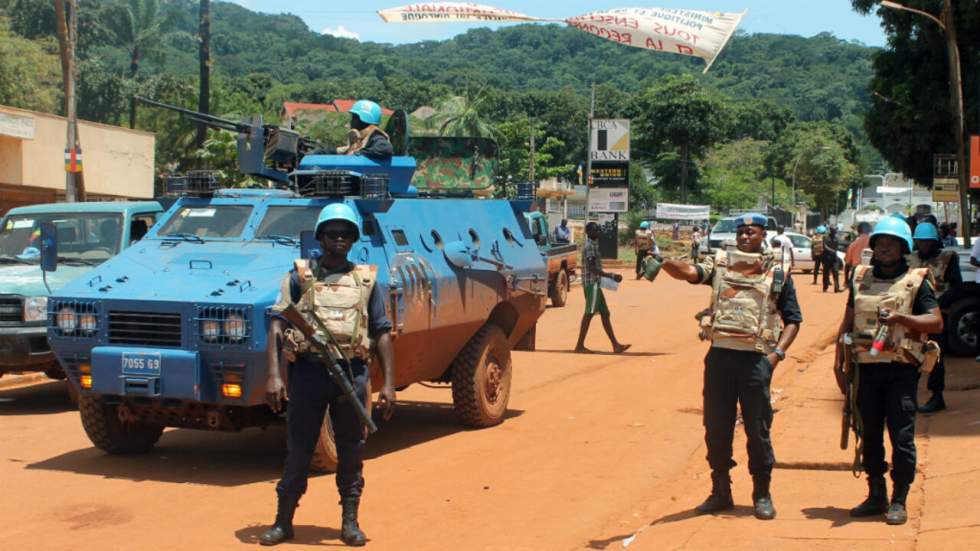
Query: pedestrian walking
261,203,397,547
634,221,656,280
656,213,802,520
811,225,826,284
909,222,961,413
770,226,794,270
844,222,872,283
574,222,630,354
822,226,842,293
691,225,703,260
834,216,943,525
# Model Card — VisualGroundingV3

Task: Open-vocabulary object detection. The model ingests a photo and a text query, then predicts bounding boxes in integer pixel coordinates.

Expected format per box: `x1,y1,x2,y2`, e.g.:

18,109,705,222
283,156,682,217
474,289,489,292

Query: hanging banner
379,4,745,72
378,3,542,23
565,8,745,72
971,135,980,190
656,203,710,220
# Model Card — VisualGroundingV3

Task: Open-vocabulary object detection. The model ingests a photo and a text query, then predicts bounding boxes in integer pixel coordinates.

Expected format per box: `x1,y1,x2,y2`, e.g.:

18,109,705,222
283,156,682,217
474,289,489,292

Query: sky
227,1,889,47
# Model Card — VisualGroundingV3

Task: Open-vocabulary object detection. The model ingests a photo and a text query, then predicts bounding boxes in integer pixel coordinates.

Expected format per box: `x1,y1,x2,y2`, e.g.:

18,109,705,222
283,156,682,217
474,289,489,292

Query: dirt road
1,272,977,550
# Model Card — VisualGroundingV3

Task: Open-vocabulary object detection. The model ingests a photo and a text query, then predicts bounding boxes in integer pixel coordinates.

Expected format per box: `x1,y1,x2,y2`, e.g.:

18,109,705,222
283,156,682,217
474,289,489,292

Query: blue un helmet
315,203,361,240
736,213,767,228
815,225,827,234
349,100,382,126
870,215,913,254
913,221,941,243
639,221,650,230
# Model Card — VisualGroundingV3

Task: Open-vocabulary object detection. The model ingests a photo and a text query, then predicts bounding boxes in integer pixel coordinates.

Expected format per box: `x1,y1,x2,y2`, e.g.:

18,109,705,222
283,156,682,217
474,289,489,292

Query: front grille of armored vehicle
0,296,23,323
108,311,182,347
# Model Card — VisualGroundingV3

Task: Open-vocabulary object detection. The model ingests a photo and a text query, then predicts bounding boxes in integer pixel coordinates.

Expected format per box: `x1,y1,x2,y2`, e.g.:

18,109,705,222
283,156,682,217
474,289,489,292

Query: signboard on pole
590,119,630,161
656,203,710,221
933,154,959,202
589,162,629,188
971,135,980,190
587,187,629,213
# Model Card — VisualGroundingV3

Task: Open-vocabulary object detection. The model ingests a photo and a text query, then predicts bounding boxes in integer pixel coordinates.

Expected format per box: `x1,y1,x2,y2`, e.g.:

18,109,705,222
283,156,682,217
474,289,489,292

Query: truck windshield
0,213,124,264
157,205,252,239
712,219,736,233
255,206,322,239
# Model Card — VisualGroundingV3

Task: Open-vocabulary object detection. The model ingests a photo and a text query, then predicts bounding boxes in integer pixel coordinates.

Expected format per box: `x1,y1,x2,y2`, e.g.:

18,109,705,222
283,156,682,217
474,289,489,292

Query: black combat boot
340,497,367,546
695,471,734,515
259,495,298,546
850,476,888,517
885,483,910,525
752,475,776,520
918,392,946,413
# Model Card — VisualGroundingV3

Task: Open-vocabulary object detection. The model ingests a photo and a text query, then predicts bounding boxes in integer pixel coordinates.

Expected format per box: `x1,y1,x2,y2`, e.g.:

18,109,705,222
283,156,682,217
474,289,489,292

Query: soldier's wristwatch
772,348,786,361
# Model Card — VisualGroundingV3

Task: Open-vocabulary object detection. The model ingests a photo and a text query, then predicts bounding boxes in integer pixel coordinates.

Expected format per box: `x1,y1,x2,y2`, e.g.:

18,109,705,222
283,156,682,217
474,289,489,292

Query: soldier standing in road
909,222,961,413
261,203,397,547
634,221,656,280
822,226,842,293
834,217,943,525
657,213,802,520
574,221,630,354
811,225,826,285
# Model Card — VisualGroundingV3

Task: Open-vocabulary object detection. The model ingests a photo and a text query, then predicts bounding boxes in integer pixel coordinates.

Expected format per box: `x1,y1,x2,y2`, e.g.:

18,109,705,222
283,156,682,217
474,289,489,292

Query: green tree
851,0,978,185
0,17,62,112
770,122,859,216
634,75,732,203
107,0,165,127
702,139,792,211
433,92,499,138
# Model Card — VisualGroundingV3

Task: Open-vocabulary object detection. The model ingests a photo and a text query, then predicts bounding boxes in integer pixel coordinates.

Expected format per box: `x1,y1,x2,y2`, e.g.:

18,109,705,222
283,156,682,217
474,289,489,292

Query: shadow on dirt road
0,381,75,415
26,400,523,486
235,523,344,546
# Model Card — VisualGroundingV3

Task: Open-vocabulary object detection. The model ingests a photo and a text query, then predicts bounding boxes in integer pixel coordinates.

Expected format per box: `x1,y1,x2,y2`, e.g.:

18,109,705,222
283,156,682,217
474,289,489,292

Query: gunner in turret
337,100,393,161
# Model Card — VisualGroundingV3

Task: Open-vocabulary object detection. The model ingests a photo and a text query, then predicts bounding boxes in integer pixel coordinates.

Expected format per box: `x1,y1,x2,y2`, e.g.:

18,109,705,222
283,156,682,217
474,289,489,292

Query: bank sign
590,119,630,161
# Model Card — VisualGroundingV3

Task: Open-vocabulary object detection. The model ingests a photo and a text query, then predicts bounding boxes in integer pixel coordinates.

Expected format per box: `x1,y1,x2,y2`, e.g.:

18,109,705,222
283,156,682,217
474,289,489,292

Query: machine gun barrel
135,96,249,134
280,304,378,434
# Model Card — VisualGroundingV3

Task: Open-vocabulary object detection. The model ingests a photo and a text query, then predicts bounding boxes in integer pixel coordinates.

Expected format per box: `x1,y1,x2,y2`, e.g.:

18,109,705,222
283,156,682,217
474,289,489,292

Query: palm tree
434,90,499,139
109,0,164,128
196,0,211,148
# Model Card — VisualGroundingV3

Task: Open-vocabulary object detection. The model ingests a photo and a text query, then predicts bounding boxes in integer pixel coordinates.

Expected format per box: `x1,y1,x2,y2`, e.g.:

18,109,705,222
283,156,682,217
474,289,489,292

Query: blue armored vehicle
1,201,162,381
47,104,547,469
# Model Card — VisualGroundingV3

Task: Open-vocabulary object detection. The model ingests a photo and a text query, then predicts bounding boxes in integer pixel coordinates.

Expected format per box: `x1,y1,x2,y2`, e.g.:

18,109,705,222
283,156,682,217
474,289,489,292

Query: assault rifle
280,304,378,434
837,334,856,450
135,96,324,184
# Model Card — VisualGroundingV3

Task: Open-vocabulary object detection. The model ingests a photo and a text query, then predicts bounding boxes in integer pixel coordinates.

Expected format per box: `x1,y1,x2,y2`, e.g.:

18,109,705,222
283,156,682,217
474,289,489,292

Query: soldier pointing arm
657,213,801,521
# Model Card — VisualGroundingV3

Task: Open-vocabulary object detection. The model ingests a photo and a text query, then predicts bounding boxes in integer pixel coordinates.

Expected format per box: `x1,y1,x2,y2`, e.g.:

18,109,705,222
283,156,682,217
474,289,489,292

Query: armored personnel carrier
47,105,547,469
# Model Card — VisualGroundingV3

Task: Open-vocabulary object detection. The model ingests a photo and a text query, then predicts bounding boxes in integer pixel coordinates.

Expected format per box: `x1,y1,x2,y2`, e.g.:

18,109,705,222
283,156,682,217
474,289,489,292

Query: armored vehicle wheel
946,298,977,357
311,377,372,474
550,269,569,307
78,395,163,454
451,324,512,427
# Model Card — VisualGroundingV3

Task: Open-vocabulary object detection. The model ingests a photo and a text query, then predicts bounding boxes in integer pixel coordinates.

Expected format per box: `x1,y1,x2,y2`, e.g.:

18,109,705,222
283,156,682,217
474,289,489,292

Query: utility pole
584,83,595,221
54,0,85,202
941,0,970,247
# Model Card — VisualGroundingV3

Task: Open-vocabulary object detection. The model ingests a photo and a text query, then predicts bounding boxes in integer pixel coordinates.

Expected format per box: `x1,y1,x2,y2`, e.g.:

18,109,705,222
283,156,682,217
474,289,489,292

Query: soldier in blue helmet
811,225,827,285
656,213,802,521
634,221,656,279
834,216,943,525
337,100,393,161
261,203,397,547
909,222,962,413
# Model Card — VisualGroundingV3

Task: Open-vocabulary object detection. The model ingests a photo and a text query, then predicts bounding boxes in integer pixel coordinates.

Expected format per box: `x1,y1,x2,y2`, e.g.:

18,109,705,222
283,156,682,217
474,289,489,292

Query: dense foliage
0,0,885,215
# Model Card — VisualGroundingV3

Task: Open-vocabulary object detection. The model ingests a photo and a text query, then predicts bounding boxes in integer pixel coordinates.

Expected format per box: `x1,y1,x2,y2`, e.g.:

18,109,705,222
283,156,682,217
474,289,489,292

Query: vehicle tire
78,395,163,454
311,375,372,474
550,269,569,307
945,298,978,357
43,363,66,380
450,324,512,427
66,381,79,407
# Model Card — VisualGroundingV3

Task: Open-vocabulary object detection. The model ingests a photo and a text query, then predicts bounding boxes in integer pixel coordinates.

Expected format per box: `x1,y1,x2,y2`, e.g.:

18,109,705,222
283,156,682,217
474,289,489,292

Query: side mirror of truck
444,240,473,269
40,222,57,272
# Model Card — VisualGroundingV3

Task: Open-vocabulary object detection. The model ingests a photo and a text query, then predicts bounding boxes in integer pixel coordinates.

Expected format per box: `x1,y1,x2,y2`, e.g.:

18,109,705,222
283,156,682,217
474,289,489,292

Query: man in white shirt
771,226,794,269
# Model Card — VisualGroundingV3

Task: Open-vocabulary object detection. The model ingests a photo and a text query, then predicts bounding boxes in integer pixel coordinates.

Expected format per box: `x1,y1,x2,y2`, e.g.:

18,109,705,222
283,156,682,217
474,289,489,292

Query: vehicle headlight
79,313,98,334
56,306,77,333
201,319,220,342
223,313,246,342
24,296,48,322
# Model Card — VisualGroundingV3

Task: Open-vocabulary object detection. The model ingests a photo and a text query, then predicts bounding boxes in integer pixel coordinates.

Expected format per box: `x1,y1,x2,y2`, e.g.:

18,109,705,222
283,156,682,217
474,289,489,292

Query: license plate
121,352,162,376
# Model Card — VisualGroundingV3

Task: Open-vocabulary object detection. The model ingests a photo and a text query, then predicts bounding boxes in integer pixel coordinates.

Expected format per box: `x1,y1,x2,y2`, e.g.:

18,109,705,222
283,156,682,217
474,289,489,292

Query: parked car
771,231,846,274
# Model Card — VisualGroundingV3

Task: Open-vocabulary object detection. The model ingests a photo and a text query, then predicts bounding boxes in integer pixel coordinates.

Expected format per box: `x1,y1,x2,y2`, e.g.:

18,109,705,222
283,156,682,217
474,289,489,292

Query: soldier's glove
641,255,664,282
281,328,306,363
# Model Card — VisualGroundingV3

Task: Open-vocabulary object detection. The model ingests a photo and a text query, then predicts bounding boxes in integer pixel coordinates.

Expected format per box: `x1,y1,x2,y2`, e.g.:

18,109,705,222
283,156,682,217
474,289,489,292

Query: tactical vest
811,234,824,256
908,250,955,297
294,259,376,360
850,265,930,364
635,229,653,251
702,248,787,353
345,126,390,156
